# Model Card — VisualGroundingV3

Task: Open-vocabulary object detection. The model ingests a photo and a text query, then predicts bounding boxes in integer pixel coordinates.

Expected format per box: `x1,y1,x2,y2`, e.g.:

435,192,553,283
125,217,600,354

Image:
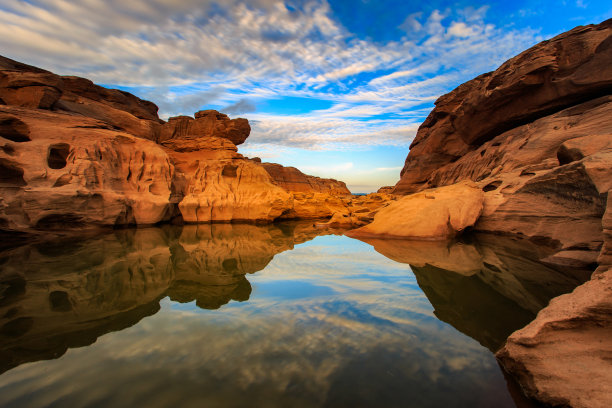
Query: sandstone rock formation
384,19,612,407
160,110,250,146
348,181,484,239
0,54,354,232
261,162,351,195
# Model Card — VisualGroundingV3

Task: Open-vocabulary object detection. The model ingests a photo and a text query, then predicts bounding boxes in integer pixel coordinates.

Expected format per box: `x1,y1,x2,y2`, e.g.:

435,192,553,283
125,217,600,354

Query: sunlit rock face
160,110,250,146
355,233,591,352
261,162,351,195
348,181,484,240
0,222,328,374
392,20,612,261
0,54,356,230
0,107,174,230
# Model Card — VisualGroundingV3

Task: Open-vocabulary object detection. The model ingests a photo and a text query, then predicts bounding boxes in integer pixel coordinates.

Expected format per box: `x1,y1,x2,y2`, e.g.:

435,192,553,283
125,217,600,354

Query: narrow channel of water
0,222,586,407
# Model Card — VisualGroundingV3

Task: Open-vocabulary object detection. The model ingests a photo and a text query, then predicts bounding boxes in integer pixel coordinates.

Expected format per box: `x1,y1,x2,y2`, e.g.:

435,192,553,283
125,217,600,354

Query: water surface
0,222,584,407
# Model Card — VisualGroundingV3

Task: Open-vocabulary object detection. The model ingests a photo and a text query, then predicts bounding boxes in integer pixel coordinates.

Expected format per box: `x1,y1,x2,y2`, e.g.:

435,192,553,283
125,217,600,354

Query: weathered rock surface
386,19,612,408
261,162,351,195
0,54,354,231
496,265,612,408
167,146,293,223
395,19,612,195
160,110,250,146
348,182,484,239
0,106,174,231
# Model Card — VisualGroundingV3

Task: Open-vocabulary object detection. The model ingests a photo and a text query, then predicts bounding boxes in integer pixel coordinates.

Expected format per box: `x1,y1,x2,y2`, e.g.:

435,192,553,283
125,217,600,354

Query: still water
0,222,585,407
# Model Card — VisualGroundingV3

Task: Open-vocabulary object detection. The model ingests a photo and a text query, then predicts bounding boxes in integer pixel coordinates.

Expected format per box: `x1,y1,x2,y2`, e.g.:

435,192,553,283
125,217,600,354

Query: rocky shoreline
349,19,612,407
1,18,611,408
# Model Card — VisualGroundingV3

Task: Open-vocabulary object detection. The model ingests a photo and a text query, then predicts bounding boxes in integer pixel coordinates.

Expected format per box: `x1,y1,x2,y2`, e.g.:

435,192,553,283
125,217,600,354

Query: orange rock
348,181,484,240
160,110,250,146
395,19,612,194
261,162,351,195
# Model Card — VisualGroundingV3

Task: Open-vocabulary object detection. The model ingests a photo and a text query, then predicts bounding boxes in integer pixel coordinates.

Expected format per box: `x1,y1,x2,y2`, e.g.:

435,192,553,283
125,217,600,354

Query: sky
0,1,611,192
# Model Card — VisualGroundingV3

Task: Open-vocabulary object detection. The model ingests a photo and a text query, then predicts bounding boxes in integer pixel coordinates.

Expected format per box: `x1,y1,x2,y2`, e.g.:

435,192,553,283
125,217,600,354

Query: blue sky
1,1,610,192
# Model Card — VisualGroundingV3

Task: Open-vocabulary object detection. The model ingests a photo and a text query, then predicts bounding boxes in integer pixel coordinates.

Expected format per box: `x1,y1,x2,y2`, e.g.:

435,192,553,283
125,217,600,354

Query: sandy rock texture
0,106,174,231
0,54,354,231
382,19,612,407
348,182,484,239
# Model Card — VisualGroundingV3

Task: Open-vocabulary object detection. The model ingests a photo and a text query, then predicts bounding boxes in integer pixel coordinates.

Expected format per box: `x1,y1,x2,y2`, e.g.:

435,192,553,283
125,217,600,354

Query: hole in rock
0,115,31,142
556,145,583,166
519,170,536,177
222,164,238,177
482,180,502,192
49,291,72,312
47,143,70,169
35,214,84,229
222,258,238,272
1,144,16,155
0,317,33,338
0,159,26,186
0,276,26,307
480,149,486,156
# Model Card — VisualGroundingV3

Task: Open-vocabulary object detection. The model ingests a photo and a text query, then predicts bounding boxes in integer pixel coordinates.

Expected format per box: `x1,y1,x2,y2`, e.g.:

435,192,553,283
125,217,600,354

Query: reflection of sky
0,235,514,408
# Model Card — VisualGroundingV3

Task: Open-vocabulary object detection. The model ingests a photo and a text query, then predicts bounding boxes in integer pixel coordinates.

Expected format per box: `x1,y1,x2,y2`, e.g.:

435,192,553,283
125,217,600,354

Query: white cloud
0,0,542,155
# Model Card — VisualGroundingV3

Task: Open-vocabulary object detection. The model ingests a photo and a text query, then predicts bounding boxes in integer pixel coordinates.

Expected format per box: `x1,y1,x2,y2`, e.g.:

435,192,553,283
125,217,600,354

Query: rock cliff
261,162,351,195
357,19,612,407
0,55,355,232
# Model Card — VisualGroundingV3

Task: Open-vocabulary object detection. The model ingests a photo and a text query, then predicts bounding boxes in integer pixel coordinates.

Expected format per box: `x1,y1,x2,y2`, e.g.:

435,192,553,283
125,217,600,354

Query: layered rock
160,110,250,146
384,19,612,408
261,162,351,195
0,55,163,141
395,19,612,195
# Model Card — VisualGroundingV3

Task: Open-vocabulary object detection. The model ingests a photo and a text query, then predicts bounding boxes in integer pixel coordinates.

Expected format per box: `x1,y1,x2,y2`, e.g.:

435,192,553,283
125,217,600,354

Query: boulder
348,181,484,240
160,110,250,146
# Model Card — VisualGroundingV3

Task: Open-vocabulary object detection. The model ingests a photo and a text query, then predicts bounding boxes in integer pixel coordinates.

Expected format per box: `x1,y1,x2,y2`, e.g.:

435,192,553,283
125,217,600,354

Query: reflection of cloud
0,234,514,407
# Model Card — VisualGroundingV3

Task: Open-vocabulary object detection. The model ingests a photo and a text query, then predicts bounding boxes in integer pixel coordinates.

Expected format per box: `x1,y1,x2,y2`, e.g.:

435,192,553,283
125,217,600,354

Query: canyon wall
353,19,612,407
0,55,360,233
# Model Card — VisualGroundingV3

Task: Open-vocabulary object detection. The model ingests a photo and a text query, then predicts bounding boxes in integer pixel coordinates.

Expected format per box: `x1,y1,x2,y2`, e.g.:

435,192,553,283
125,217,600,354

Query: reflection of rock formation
357,233,591,352
0,222,328,373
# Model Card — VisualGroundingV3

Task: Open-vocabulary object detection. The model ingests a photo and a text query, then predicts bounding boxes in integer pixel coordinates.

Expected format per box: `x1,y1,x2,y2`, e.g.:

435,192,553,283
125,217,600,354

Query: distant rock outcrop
261,162,351,195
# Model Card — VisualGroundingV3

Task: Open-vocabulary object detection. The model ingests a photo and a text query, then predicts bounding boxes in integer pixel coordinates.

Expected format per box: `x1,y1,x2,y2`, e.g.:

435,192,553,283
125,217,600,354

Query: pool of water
0,222,585,407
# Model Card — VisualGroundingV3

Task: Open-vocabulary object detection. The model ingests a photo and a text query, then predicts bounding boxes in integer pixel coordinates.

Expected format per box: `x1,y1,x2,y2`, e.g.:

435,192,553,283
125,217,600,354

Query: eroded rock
348,181,484,240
